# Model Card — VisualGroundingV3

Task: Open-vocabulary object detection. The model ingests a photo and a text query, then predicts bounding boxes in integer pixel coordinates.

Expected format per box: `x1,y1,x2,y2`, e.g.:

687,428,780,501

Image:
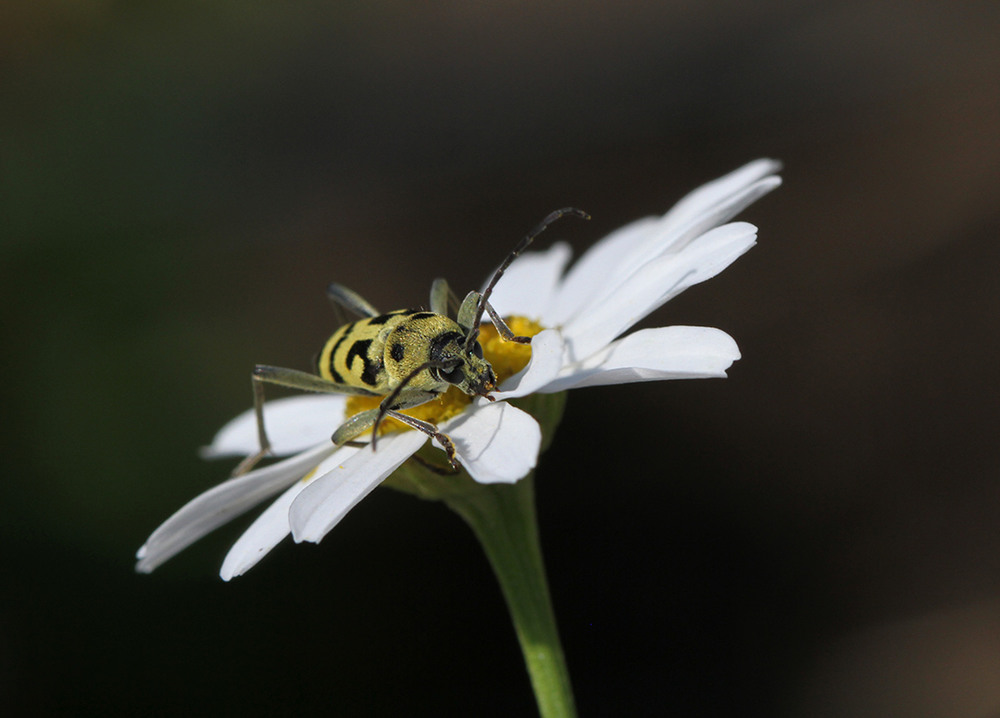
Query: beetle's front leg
483,300,533,344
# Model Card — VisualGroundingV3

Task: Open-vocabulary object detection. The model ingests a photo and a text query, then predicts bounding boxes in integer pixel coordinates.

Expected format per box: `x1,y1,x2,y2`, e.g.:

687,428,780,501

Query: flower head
136,159,781,579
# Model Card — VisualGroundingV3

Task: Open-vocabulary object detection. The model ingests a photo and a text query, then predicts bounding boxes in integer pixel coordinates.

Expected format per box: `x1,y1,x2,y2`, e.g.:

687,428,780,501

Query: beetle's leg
332,391,458,469
456,290,479,332
384,410,459,470
331,408,380,448
429,278,459,317
231,365,377,477
326,282,380,318
331,387,435,447
482,300,533,344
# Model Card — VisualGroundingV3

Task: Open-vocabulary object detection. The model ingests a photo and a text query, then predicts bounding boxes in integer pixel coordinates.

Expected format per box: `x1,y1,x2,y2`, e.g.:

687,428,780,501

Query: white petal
444,401,540,484
561,222,758,361
289,431,427,544
611,162,779,283
655,173,780,257
493,329,566,400
549,161,780,326
136,441,338,573
540,326,740,392
487,242,573,319
219,481,301,581
545,216,661,326
219,445,362,581
202,394,348,459
660,159,781,230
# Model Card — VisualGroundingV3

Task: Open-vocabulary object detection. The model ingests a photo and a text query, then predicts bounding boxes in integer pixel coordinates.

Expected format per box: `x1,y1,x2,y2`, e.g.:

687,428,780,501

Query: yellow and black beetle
234,207,589,475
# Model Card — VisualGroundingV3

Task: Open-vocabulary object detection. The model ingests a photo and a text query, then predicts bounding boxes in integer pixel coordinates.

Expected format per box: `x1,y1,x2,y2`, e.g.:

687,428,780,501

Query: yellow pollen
479,316,543,384
344,316,544,436
299,466,319,484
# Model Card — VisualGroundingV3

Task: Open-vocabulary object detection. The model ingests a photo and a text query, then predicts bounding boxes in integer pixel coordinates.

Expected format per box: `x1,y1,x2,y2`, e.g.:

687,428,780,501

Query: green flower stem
443,474,576,718
385,392,574,717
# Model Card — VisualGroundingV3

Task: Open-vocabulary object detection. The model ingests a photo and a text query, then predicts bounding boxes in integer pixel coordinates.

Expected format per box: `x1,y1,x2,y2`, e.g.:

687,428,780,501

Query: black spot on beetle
390,342,405,362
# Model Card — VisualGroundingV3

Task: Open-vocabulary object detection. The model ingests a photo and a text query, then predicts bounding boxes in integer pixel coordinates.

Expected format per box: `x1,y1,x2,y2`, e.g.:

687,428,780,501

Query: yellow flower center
344,316,544,435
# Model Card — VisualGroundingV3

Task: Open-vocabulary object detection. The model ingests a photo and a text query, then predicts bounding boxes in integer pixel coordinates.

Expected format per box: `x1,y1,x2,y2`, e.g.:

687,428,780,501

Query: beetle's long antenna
464,207,590,352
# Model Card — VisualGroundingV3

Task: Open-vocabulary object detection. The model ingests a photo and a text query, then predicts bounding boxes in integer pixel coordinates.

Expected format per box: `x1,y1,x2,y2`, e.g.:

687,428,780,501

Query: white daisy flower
136,159,781,580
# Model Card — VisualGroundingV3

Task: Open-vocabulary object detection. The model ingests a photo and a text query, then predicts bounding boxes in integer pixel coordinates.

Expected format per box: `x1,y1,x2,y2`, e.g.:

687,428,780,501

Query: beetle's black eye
440,365,465,384
471,342,484,359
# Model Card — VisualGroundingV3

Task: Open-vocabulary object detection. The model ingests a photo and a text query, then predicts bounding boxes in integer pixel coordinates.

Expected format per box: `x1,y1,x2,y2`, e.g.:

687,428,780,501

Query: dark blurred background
3,2,999,716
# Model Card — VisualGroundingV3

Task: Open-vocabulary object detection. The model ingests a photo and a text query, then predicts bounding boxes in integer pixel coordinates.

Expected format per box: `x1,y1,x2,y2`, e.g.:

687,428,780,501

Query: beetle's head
431,330,496,397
